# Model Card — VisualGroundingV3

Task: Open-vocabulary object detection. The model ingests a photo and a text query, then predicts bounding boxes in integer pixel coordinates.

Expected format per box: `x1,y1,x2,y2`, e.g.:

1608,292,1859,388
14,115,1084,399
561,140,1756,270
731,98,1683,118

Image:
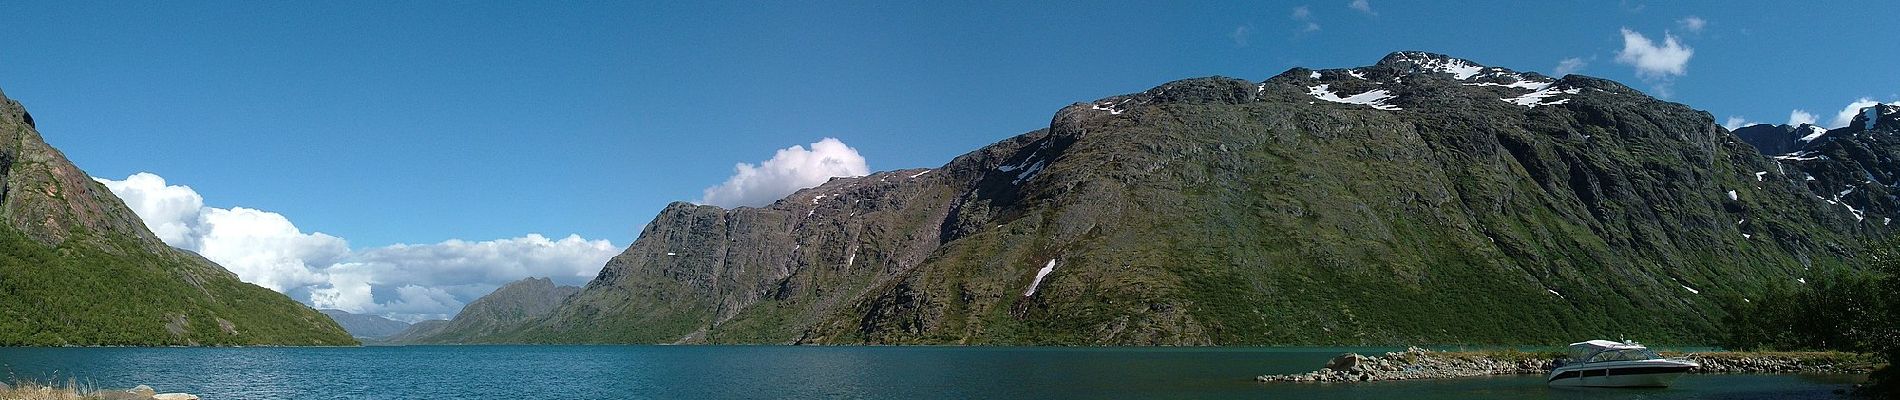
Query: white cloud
1614,28,1693,80
1677,16,1707,33
1789,110,1817,126
1554,57,1588,76
100,173,344,292
97,173,206,248
1229,25,1251,47
698,138,869,208
351,234,616,288
1723,116,1752,131
95,172,620,323
1291,6,1320,32
1829,98,1885,128
1348,0,1374,15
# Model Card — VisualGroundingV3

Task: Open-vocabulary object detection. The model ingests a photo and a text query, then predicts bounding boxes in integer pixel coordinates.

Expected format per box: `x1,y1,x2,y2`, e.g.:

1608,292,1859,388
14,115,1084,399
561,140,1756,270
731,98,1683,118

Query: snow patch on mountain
1023,259,1058,296
1796,125,1829,143
1091,99,1132,115
1502,85,1581,108
1306,84,1402,110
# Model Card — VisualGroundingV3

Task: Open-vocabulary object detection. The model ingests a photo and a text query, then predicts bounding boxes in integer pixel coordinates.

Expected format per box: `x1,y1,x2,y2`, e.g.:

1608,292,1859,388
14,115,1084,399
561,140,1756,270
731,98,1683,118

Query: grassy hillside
0,228,355,346
0,88,355,346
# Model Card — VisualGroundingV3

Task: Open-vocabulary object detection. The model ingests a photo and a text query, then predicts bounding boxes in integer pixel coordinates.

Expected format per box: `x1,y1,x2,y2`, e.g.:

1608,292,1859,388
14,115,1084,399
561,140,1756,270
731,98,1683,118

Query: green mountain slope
449,52,1887,345
0,88,355,346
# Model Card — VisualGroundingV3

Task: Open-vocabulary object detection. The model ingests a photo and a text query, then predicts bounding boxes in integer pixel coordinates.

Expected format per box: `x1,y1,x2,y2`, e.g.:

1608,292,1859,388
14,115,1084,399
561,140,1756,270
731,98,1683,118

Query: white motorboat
1546,340,1698,388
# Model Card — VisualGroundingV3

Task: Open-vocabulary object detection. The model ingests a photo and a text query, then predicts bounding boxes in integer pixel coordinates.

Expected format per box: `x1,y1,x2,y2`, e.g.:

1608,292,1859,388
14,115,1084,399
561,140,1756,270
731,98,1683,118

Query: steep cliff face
0,89,355,346
479,52,1887,345
1734,124,1829,157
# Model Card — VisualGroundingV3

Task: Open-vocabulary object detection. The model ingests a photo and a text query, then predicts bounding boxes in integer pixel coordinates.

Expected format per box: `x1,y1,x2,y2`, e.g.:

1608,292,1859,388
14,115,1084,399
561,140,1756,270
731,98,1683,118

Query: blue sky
3,1,1895,320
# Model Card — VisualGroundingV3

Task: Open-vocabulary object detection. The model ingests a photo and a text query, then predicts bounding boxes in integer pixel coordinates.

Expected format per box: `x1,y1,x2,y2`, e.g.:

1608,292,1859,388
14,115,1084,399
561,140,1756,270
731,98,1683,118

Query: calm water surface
0,346,1864,399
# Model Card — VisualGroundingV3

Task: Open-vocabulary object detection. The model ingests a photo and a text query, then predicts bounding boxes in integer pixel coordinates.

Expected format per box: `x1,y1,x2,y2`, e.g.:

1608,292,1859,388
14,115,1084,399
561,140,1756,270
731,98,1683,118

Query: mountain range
10,50,1895,347
396,51,1899,346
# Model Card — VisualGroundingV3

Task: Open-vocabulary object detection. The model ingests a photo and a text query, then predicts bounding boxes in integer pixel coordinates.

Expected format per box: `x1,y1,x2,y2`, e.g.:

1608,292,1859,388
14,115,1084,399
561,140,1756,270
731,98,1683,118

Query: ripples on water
0,346,1862,399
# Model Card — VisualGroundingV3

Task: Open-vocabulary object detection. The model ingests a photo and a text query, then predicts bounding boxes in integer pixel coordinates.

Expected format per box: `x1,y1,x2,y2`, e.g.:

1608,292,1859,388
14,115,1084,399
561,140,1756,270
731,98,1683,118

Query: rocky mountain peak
1849,103,1900,131
501,276,557,290
1794,124,1831,143
1374,51,1495,79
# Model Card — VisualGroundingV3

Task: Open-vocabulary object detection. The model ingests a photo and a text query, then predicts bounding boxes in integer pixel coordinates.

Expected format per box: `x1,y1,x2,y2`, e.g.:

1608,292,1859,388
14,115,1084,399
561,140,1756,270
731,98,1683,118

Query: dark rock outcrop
1732,124,1804,155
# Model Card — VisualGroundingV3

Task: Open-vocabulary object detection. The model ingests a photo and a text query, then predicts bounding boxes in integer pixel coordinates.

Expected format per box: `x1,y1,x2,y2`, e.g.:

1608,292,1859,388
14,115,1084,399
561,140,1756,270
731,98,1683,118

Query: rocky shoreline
1257,347,1881,383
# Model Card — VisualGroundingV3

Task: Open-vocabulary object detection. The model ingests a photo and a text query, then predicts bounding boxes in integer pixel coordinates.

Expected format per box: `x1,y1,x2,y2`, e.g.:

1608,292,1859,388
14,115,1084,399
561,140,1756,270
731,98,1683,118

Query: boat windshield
1586,348,1661,363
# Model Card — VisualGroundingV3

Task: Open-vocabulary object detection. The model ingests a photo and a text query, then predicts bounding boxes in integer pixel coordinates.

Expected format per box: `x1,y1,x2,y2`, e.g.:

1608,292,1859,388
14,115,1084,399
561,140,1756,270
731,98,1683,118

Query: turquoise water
0,346,1864,399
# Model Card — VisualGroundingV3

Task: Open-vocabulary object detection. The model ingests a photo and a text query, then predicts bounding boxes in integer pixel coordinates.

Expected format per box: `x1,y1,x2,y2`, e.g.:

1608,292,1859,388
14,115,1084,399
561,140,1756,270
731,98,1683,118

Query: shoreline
1256,347,1882,383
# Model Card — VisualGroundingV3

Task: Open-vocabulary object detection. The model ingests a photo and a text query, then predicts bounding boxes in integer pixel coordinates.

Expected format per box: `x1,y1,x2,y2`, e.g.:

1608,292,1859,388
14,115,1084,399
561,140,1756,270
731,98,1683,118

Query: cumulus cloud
1677,16,1707,33
1829,98,1886,128
1789,110,1817,126
1723,116,1753,131
1553,57,1588,76
1348,0,1374,15
100,174,345,292
1614,28,1693,80
97,174,207,248
1291,6,1320,32
698,138,869,208
95,172,620,322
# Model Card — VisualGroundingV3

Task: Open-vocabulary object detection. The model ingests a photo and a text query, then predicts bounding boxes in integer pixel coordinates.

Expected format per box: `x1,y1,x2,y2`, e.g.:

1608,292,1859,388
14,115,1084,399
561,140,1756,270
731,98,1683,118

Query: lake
0,346,1864,399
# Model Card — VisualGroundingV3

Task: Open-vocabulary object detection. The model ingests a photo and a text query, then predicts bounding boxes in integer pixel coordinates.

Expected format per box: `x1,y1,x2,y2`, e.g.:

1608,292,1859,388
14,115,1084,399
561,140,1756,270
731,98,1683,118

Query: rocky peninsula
1258,347,1881,383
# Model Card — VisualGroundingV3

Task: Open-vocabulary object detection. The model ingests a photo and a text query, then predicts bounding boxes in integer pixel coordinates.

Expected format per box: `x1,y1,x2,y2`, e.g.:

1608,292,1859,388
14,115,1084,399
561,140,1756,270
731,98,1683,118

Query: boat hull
1547,362,1695,388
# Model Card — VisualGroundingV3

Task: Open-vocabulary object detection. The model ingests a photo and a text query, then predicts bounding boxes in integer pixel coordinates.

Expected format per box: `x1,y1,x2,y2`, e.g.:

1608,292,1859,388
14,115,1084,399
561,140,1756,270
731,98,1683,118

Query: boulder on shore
92,384,163,400
1324,353,1365,371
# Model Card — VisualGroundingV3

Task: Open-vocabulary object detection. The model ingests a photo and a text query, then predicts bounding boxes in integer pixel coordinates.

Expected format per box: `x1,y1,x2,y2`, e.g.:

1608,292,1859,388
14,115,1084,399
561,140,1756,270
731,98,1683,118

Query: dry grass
0,378,99,400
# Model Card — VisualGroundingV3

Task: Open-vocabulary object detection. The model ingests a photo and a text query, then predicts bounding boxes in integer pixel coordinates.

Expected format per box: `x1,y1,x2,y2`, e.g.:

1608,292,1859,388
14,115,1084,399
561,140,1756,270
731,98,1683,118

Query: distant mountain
1762,104,1900,227
382,320,449,343
319,309,412,339
426,51,1893,346
1733,123,1829,156
384,277,577,343
0,88,355,346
